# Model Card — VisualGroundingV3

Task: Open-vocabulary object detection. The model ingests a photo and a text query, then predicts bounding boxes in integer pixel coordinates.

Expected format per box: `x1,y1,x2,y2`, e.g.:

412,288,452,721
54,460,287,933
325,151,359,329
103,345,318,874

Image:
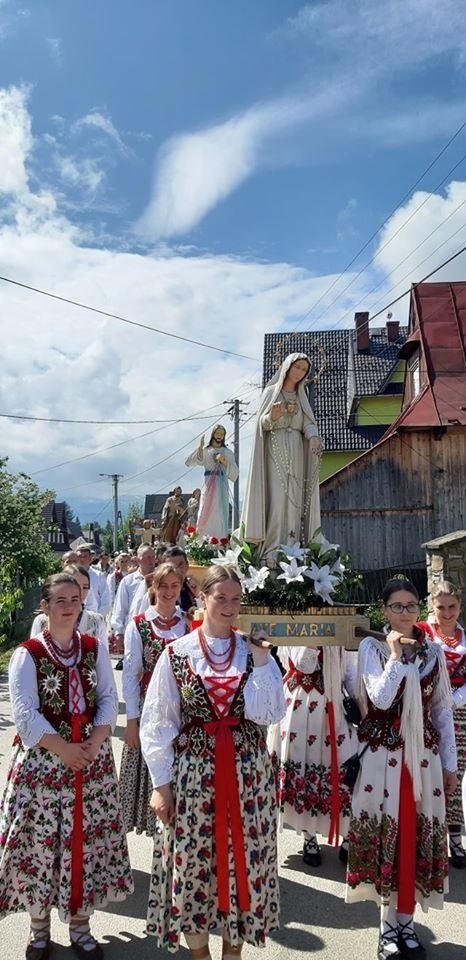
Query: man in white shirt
110,543,156,649
75,543,111,617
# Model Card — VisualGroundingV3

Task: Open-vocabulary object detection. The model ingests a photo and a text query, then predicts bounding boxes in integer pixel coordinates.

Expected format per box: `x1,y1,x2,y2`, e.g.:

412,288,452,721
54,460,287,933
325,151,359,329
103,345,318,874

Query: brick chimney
355,312,369,352
386,319,400,342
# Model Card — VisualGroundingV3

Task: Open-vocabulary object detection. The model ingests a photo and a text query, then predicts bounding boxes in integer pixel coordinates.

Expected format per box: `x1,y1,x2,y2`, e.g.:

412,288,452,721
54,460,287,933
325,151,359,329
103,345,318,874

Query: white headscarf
257,353,317,436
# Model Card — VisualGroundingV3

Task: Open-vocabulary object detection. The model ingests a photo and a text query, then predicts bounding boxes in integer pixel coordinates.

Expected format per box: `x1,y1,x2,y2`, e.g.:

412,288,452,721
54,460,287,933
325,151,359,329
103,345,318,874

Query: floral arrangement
184,527,229,566
185,526,362,613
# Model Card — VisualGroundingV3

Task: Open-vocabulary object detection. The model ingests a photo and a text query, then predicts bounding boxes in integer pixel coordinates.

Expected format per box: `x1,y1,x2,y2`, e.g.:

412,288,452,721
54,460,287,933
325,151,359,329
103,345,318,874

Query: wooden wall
320,427,466,575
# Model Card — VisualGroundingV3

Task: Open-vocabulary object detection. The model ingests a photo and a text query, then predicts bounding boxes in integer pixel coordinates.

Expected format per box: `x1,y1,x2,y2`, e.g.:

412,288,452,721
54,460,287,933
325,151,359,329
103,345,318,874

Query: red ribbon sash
70,712,89,915
326,701,340,847
397,761,416,914
204,716,251,913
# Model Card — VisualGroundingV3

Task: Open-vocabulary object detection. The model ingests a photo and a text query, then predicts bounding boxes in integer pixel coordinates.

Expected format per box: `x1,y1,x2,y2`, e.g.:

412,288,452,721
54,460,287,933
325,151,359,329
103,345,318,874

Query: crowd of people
0,543,464,960
0,350,464,960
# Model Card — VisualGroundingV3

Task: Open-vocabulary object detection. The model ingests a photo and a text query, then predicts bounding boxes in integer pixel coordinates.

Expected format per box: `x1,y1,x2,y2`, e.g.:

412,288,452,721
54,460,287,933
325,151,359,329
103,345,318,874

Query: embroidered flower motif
39,660,65,714
181,684,195,702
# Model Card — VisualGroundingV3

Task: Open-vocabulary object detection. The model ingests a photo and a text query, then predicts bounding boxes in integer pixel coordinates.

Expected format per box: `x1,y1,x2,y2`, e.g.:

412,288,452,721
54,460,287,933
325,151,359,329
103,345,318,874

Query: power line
0,274,258,362
28,402,228,475
0,411,224,425
290,124,466,333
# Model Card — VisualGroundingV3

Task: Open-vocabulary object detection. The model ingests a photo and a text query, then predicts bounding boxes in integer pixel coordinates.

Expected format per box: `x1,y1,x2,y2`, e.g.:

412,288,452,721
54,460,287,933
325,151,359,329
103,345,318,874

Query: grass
0,635,15,674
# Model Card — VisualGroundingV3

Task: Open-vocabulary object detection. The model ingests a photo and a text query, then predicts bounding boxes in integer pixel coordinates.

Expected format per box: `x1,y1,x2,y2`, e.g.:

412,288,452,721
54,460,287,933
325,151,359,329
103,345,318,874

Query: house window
408,355,421,399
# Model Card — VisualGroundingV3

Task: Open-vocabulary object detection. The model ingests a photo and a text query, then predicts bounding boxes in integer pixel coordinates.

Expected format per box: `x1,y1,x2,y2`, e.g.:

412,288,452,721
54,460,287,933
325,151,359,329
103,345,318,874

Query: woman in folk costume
241,354,322,558
119,562,189,836
31,564,108,649
140,565,286,960
346,579,457,960
418,580,466,869
0,572,133,960
185,426,238,540
267,643,357,867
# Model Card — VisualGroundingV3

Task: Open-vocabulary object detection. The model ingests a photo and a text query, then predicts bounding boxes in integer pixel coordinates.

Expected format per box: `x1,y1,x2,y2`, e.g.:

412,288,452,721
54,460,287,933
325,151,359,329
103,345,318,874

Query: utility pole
224,399,249,529
99,473,123,552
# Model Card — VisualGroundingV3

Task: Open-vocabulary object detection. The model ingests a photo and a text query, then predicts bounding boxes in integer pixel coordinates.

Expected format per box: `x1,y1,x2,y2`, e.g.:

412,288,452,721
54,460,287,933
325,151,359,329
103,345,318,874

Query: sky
1,0,466,526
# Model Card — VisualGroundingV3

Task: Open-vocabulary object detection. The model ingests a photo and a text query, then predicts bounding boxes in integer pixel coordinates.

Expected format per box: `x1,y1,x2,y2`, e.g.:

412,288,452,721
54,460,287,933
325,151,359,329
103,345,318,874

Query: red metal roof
384,282,466,434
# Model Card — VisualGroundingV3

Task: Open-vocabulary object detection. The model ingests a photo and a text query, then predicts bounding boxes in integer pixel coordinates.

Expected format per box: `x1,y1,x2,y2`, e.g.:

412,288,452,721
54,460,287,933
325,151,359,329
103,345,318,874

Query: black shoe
449,836,466,869
397,922,426,960
378,922,401,960
339,841,349,864
302,836,322,867
114,659,123,670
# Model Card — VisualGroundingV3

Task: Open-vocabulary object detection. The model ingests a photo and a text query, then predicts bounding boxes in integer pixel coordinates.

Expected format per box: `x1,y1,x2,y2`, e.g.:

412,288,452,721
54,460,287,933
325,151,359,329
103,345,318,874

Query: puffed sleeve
430,649,457,772
359,637,408,709
9,647,58,747
122,619,144,720
93,641,119,729
244,655,286,725
343,649,359,698
453,684,466,708
140,648,181,788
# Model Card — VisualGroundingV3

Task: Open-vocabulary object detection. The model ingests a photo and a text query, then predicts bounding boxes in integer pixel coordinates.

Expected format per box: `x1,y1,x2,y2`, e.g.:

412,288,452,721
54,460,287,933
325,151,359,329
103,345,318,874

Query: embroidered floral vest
284,647,324,694
135,612,188,704
358,657,440,753
22,634,98,742
168,648,265,759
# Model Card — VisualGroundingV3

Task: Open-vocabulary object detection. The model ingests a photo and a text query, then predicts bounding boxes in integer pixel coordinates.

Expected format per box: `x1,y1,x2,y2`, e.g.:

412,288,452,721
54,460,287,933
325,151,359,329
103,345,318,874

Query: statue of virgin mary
241,353,322,557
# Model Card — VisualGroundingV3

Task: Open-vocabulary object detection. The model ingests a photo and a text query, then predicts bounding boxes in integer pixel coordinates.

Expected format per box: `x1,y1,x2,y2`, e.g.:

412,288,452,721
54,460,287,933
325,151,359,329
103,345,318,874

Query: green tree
0,459,58,639
121,500,144,550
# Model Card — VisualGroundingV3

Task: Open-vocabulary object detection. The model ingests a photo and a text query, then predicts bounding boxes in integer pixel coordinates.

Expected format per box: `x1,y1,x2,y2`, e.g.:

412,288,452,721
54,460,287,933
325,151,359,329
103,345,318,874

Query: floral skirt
0,739,134,921
447,704,466,825
146,743,280,951
119,744,160,837
345,742,449,912
267,686,354,840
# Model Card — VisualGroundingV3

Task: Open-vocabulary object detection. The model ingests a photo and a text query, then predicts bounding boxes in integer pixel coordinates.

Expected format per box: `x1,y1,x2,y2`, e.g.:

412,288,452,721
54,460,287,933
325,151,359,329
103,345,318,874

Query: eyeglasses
386,602,420,614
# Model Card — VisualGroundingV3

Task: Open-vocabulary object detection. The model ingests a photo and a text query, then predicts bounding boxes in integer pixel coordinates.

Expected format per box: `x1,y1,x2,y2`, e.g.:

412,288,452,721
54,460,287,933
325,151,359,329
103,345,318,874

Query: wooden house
319,282,466,596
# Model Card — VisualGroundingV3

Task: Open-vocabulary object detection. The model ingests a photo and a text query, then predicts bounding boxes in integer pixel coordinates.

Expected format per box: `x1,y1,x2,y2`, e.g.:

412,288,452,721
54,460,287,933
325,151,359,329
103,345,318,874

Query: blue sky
1,0,466,524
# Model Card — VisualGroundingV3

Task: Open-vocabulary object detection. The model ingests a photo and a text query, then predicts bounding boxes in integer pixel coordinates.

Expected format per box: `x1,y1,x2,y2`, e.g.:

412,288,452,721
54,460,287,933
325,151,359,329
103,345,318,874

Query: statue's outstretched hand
198,435,205,454
309,437,322,455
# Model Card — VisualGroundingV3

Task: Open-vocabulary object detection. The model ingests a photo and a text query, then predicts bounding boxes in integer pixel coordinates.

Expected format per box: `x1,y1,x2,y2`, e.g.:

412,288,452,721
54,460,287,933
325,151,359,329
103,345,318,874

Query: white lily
279,540,307,560
318,533,340,556
331,557,346,578
277,557,308,584
304,561,340,603
214,544,243,569
242,565,270,593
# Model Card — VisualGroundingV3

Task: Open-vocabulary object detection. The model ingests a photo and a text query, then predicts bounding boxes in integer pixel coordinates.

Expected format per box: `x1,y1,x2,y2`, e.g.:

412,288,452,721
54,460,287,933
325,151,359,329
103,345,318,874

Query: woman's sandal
449,834,466,869
397,921,426,960
377,920,401,960
70,930,104,959
25,920,51,960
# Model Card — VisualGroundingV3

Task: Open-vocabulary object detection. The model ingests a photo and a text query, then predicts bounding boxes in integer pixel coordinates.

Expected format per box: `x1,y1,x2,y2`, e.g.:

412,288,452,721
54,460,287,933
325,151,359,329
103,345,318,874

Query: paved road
0,670,464,960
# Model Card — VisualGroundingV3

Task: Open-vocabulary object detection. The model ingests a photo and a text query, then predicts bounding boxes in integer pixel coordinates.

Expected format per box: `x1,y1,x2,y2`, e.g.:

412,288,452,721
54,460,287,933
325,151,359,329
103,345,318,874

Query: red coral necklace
198,627,236,673
435,625,462,649
42,628,80,663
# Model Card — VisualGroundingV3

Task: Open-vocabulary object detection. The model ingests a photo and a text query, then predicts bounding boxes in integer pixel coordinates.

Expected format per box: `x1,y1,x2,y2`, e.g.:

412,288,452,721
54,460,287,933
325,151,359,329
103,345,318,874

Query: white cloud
45,36,63,66
374,180,466,293
136,86,348,240
137,0,466,241
289,0,466,70
57,154,105,194
73,109,129,154
0,84,32,196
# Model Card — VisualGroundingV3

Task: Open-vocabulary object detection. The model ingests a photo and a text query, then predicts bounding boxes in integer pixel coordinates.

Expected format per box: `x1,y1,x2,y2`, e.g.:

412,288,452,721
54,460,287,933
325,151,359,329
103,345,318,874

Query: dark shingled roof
263,326,407,452
144,494,168,523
